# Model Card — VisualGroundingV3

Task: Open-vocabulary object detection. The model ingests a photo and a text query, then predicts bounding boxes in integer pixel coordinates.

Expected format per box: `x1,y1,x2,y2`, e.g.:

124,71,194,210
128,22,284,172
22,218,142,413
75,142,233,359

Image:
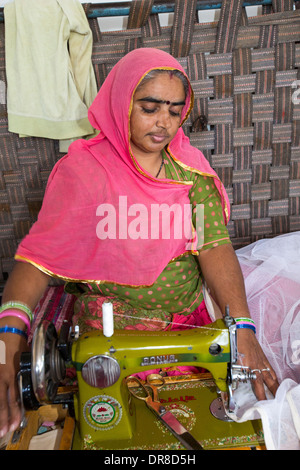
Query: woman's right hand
0,262,50,439
0,332,28,439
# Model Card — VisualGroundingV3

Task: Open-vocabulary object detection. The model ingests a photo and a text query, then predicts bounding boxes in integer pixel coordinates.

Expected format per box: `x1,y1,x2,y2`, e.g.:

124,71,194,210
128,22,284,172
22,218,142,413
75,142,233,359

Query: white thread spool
102,301,114,337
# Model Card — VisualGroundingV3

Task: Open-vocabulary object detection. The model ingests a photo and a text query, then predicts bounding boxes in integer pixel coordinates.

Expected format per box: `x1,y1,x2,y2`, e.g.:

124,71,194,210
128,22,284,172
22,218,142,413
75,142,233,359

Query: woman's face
129,72,186,161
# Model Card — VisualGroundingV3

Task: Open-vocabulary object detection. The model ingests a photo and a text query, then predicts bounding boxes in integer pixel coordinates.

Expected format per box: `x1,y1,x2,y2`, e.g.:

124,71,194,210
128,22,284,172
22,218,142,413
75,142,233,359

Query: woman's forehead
134,73,186,101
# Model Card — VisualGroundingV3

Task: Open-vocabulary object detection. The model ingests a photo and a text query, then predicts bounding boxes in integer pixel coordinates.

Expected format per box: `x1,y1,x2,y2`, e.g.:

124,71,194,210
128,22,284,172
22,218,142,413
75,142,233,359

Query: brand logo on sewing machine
83,395,122,431
141,354,178,367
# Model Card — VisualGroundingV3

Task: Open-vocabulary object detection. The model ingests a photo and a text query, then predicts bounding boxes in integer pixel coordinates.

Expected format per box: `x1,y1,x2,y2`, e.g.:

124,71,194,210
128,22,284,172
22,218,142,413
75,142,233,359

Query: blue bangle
0,326,28,339
236,323,256,334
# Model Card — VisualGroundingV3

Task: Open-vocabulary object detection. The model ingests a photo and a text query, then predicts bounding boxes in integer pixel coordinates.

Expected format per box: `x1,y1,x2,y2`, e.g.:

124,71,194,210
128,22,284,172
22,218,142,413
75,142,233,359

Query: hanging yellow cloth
4,0,98,151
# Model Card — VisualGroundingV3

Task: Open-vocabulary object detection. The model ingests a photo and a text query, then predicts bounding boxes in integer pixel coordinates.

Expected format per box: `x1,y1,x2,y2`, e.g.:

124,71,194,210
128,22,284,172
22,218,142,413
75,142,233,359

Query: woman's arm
198,243,279,400
1,261,50,307
0,262,50,438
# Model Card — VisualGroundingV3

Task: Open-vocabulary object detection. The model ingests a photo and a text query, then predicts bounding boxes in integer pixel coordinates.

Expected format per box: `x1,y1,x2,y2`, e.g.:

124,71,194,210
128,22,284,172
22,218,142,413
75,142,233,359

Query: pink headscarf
15,48,230,286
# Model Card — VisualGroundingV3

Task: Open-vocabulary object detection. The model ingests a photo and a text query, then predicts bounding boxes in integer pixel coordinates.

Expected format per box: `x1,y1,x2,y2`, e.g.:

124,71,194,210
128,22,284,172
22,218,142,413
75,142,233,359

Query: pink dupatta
15,48,230,286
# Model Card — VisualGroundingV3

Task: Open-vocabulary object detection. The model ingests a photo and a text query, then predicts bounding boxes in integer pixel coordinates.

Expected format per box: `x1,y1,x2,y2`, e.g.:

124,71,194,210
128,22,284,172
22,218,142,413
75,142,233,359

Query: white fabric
230,232,300,450
28,428,63,450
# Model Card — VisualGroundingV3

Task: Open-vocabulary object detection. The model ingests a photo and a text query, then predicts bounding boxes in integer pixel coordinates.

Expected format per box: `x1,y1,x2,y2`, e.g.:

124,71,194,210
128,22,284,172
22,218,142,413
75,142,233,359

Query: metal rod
1,0,299,22
81,0,298,18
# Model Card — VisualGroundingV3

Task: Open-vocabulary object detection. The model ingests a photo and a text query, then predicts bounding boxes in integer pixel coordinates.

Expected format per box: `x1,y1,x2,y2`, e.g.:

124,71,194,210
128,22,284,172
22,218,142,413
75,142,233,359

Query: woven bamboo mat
1,0,300,282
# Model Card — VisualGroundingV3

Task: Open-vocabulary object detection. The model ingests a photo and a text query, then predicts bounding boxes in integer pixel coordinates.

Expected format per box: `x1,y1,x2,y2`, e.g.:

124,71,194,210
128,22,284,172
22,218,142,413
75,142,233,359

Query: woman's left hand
198,244,280,400
236,328,279,400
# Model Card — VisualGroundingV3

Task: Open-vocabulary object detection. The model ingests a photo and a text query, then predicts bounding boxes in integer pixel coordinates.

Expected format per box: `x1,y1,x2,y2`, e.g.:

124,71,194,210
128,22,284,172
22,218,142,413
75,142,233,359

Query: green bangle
0,301,33,323
235,317,255,324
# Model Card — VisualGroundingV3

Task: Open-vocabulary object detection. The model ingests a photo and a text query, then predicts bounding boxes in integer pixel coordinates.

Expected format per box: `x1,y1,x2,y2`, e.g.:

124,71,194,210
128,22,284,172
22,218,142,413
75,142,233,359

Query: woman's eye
170,110,181,117
141,107,180,117
141,107,156,114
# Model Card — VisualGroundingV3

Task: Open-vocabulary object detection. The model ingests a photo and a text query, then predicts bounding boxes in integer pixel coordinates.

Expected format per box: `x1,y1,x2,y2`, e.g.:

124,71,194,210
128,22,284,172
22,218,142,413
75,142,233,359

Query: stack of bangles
0,301,33,341
234,317,256,334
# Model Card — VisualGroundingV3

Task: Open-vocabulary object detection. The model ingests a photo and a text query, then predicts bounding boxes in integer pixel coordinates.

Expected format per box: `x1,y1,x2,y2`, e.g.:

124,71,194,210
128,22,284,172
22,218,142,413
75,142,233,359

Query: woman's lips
149,134,169,143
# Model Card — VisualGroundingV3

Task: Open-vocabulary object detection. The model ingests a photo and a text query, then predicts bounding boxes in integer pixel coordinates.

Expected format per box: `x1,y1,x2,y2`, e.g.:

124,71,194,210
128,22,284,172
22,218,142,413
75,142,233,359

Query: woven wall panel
0,22,62,279
0,0,300,280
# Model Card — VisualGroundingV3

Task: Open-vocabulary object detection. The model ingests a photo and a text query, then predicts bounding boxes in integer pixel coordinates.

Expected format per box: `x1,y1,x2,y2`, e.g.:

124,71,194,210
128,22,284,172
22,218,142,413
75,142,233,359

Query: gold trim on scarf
166,146,230,225
15,252,198,287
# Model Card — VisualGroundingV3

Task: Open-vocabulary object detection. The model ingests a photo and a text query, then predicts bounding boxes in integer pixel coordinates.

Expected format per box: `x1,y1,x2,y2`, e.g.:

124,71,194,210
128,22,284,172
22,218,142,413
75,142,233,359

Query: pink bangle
236,320,255,327
0,310,31,334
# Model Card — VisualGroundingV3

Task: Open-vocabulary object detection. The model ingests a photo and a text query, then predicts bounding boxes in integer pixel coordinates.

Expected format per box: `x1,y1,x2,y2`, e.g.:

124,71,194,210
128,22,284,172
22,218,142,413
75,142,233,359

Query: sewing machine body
71,319,230,446
19,315,263,450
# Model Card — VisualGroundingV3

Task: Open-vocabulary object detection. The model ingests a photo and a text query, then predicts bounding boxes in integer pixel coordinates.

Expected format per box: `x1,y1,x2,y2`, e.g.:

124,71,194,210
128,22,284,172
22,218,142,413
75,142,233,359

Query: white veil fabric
230,232,300,450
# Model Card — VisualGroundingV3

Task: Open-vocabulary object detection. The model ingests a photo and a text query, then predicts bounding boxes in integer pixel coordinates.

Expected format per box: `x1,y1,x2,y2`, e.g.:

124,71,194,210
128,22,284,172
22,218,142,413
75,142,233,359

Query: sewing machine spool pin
102,301,114,337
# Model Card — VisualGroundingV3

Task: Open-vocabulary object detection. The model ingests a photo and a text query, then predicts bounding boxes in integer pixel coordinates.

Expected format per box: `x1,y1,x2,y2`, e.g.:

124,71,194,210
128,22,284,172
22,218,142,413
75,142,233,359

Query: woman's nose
156,108,172,129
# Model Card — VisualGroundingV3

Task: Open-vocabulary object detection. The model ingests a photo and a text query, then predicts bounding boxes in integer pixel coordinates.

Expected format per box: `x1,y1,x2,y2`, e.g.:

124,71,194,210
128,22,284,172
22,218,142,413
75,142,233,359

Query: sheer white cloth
230,232,300,450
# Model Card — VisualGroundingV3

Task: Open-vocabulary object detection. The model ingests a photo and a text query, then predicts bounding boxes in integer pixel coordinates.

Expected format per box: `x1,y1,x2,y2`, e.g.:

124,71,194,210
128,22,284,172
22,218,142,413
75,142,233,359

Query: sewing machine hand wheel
21,320,67,406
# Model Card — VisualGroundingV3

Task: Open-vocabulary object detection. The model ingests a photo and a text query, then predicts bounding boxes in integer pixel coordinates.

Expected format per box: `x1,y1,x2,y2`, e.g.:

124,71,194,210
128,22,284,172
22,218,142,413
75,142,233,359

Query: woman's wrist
0,317,29,341
0,326,28,340
0,315,28,331
226,312,256,334
0,302,33,336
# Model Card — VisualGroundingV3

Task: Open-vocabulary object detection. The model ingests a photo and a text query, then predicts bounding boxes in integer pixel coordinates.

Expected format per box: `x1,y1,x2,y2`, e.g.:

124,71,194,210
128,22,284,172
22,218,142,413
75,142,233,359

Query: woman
0,48,278,439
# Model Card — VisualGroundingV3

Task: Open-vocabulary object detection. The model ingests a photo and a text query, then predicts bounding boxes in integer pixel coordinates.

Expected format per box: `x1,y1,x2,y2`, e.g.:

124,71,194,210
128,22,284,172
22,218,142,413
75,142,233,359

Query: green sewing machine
19,307,264,450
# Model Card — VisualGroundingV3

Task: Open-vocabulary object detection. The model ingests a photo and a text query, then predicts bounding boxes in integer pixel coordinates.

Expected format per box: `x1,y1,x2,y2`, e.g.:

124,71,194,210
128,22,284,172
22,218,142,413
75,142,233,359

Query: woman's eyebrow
137,96,186,106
